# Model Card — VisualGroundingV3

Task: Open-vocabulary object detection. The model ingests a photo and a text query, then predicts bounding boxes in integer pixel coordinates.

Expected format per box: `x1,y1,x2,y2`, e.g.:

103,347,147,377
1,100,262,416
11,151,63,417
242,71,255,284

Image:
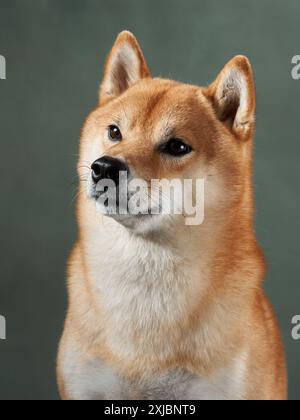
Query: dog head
79,31,256,234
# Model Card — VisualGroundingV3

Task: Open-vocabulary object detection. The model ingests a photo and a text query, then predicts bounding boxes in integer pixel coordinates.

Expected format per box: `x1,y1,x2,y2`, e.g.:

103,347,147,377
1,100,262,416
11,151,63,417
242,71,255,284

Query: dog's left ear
99,31,151,106
204,56,256,141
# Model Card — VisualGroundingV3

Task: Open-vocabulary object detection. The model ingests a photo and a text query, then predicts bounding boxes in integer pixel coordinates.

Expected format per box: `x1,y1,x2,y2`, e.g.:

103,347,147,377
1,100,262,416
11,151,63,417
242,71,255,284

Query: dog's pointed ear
99,31,151,106
204,56,256,141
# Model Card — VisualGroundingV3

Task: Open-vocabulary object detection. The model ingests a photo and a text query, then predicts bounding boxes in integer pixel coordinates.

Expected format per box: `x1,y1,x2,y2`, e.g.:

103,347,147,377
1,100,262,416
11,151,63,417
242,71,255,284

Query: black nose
91,156,129,186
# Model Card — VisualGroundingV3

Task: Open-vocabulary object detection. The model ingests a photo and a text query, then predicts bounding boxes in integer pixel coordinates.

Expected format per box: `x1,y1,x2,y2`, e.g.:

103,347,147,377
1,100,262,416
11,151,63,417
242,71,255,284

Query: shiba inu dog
57,31,287,400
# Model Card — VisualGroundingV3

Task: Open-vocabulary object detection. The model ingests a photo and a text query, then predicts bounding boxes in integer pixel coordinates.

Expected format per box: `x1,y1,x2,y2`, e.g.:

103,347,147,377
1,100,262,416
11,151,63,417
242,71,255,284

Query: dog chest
62,345,246,400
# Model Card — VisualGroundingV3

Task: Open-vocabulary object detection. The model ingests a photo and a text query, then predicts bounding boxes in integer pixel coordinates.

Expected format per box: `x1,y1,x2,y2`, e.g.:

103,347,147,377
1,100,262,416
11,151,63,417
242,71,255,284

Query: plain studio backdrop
0,0,299,400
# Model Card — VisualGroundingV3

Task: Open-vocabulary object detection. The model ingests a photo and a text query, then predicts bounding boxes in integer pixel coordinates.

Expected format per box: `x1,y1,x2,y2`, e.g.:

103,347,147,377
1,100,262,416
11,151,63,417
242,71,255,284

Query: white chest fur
62,339,247,400
64,221,247,400
85,223,207,360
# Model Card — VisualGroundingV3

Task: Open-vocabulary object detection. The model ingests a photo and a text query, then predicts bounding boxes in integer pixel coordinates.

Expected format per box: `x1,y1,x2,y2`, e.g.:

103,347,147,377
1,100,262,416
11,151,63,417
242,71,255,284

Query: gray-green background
0,0,299,400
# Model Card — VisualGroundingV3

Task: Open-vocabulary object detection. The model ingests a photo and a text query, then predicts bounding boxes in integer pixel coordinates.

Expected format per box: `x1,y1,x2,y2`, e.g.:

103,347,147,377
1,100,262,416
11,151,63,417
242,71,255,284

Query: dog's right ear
99,31,151,106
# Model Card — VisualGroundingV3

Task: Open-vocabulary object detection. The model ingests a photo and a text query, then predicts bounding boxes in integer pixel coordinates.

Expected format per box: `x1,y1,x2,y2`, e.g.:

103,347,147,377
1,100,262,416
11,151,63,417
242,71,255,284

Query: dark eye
159,139,193,157
108,125,122,142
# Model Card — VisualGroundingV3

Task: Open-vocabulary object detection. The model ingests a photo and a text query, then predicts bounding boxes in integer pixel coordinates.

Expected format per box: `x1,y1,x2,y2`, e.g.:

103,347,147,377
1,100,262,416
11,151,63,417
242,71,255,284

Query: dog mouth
89,184,161,220
86,172,205,228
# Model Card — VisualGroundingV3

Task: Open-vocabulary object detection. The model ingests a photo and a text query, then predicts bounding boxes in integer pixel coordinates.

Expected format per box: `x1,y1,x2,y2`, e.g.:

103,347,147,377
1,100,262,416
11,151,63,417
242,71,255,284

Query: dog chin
115,214,159,232
95,202,166,233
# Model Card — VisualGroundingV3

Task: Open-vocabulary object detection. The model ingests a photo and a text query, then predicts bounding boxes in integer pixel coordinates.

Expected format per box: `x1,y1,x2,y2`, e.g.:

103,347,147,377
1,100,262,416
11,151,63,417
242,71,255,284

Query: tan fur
57,31,287,400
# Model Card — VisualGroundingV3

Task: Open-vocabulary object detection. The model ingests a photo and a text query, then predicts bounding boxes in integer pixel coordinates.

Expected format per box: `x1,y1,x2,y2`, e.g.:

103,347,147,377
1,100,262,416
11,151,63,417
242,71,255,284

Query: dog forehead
116,80,208,133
